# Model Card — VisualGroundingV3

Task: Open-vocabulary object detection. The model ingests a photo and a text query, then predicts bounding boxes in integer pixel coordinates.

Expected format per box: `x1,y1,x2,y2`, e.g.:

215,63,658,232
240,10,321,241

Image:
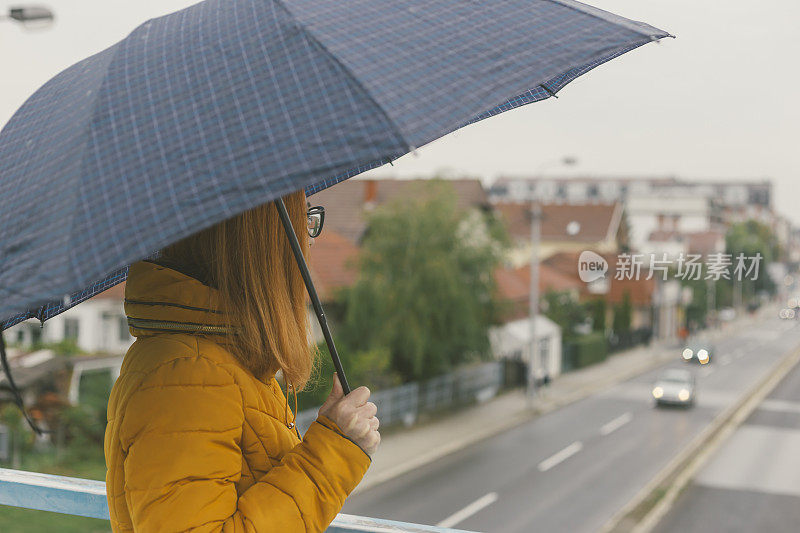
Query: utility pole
0,6,55,24
526,156,577,407
528,202,541,406
706,278,715,328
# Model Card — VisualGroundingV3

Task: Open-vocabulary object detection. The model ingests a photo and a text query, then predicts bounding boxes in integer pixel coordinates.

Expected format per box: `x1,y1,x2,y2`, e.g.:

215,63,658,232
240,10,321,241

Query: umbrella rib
271,0,411,154
543,0,674,39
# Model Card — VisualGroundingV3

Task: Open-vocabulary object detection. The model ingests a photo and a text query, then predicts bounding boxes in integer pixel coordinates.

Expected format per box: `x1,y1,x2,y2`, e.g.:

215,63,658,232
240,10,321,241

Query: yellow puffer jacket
104,260,370,532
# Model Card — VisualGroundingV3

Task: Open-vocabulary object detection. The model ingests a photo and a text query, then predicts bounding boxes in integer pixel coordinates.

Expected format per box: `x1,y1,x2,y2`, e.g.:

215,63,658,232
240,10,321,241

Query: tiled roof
543,251,654,306
687,230,726,255
310,178,488,243
494,201,621,243
308,230,360,302
648,230,684,242
494,263,582,302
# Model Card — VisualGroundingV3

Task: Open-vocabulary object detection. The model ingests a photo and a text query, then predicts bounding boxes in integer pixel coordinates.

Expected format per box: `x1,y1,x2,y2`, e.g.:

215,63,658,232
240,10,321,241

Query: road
343,311,800,533
654,322,800,533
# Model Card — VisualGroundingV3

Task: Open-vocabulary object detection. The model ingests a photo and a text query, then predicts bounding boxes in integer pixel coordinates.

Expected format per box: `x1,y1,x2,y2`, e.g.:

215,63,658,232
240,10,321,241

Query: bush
564,332,608,369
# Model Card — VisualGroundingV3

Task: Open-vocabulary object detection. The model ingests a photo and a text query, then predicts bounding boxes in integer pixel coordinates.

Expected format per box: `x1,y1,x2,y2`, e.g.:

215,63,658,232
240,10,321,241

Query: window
64,318,79,341
29,324,42,345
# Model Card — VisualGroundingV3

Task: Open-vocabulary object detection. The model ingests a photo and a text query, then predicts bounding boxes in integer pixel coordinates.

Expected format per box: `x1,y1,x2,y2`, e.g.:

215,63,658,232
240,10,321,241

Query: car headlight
682,348,693,360
697,349,709,363
678,389,691,401
653,386,664,399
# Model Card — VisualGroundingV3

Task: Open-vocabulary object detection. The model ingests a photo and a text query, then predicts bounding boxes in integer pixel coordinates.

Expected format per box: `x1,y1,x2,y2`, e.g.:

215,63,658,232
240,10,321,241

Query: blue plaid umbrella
0,0,668,425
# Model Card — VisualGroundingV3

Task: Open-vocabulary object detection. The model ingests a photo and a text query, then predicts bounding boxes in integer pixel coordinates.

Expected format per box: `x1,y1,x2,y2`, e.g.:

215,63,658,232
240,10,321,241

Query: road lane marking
700,367,714,377
537,441,583,472
437,492,498,528
720,356,732,366
759,399,800,414
600,412,633,436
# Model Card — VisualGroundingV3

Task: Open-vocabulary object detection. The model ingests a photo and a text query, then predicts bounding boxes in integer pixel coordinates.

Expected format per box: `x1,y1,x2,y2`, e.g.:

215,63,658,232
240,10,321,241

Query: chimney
364,180,378,210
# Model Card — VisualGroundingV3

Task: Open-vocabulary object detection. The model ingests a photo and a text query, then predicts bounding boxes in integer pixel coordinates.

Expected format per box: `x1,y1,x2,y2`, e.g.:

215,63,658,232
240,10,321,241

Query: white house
626,193,715,254
6,283,132,355
489,315,562,381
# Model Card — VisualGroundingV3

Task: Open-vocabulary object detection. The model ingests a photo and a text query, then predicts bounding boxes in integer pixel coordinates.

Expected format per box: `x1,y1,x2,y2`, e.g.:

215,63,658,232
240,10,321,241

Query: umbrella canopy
0,0,669,329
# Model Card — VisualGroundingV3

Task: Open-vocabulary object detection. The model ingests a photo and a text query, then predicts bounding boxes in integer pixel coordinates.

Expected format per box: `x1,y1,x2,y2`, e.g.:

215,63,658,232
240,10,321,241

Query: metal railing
0,468,476,532
297,362,504,434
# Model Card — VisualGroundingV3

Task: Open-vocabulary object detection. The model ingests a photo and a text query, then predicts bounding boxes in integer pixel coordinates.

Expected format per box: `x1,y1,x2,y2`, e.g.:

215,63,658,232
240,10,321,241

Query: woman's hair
160,191,314,389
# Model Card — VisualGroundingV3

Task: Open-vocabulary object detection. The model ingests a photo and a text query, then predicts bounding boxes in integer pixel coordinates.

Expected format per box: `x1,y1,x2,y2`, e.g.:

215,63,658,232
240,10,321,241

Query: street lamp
1,6,54,25
527,156,578,406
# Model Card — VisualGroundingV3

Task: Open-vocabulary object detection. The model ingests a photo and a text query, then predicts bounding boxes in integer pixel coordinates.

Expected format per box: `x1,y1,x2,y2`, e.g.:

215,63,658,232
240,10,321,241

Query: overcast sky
2,1,798,221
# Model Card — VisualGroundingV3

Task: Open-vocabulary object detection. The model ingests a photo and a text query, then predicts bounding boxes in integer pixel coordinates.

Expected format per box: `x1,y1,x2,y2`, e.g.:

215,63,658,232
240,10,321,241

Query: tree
0,403,27,468
725,219,779,304
542,290,590,339
612,291,632,334
298,340,401,411
588,298,607,333
341,181,505,382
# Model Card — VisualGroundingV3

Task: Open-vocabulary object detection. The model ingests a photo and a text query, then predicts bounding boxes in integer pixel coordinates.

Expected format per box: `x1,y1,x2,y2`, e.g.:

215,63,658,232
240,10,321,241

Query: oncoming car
681,341,714,365
652,368,696,407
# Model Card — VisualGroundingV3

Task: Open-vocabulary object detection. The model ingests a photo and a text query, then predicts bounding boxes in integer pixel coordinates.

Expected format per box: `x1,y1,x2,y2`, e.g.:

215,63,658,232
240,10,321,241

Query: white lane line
720,356,732,366
437,492,499,528
600,412,633,436
759,399,800,414
700,367,714,377
538,441,583,472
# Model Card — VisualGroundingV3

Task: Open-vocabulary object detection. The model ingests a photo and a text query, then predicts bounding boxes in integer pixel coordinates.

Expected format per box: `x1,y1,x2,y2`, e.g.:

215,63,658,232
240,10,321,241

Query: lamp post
0,6,54,24
527,156,577,406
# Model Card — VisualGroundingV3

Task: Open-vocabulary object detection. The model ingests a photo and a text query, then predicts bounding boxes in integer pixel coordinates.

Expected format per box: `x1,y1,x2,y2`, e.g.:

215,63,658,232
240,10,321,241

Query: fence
296,361,504,434
0,467,476,532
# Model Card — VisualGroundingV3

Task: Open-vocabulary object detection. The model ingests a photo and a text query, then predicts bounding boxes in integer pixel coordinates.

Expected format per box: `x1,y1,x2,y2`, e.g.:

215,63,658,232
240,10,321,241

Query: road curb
600,338,800,533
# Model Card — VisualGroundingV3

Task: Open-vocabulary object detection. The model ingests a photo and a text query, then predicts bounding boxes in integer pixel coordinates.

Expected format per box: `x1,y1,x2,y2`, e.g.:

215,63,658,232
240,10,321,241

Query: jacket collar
124,260,237,338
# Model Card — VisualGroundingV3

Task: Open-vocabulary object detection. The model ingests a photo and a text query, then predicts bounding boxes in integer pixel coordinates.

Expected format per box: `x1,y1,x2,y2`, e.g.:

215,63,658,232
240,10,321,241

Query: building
7,283,132,355
542,251,656,332
311,177,490,244
489,315,562,381
494,263,583,322
489,175,772,212
494,201,626,266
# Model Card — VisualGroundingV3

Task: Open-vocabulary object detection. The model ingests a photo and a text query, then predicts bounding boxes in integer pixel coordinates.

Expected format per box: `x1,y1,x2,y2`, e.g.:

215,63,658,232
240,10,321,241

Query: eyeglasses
307,205,325,238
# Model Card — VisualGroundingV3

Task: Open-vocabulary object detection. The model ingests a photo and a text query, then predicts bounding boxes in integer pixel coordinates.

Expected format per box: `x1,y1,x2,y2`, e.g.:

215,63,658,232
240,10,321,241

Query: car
718,307,736,322
681,340,714,364
652,368,696,407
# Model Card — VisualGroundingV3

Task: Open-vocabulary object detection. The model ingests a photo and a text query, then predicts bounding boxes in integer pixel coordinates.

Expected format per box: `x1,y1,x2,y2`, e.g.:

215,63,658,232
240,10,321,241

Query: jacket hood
124,260,236,339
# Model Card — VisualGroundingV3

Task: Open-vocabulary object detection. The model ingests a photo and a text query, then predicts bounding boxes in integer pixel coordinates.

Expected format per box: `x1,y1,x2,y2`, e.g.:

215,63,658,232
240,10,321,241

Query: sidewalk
355,315,759,494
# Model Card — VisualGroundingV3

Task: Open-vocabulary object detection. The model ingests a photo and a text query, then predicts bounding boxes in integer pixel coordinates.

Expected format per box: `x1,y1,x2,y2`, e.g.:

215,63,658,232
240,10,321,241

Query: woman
104,191,380,532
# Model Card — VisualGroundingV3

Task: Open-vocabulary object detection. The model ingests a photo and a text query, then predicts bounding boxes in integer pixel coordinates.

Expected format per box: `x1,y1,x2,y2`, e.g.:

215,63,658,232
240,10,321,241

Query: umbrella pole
273,198,351,395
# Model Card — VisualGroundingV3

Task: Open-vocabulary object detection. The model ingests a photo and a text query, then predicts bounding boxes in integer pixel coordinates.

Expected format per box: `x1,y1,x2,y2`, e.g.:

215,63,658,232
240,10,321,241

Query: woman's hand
318,373,381,456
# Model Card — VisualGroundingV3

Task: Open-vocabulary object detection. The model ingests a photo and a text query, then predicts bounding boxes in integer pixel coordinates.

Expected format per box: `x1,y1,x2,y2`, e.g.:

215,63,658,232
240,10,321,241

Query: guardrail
296,361,503,434
0,468,476,533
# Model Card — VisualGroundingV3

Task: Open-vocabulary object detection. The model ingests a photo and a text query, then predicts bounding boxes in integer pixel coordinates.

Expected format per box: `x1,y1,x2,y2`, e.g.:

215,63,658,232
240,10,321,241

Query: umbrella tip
541,85,558,99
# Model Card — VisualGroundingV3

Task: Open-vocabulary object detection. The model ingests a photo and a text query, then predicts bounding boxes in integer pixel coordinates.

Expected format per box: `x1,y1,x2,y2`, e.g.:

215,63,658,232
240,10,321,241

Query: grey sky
2,1,797,221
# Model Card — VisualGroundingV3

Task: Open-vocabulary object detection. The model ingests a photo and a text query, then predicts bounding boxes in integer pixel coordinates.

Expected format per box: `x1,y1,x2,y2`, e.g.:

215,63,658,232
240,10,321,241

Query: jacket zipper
126,316,237,335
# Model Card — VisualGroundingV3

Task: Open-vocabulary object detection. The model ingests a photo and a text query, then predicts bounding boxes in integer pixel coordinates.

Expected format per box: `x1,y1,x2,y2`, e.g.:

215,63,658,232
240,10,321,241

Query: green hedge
564,332,608,370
